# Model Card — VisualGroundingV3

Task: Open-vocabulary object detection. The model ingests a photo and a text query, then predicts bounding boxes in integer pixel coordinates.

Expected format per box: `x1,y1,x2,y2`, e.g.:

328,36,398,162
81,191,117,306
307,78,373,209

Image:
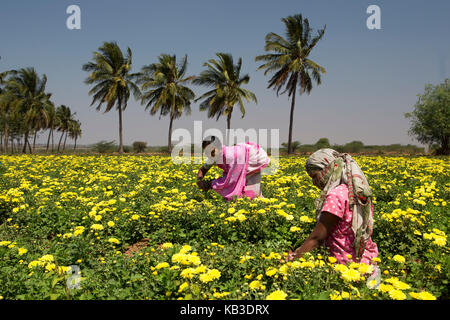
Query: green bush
132,141,147,153
92,140,117,153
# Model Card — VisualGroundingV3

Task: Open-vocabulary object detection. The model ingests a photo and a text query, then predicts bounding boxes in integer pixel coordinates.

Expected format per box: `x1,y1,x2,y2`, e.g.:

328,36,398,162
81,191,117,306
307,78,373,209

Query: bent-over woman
287,148,378,265
196,136,270,200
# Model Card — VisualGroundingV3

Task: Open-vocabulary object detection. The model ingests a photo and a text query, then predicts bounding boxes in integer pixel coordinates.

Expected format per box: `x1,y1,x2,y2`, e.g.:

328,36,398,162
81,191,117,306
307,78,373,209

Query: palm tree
194,53,257,131
68,119,82,150
45,102,56,152
255,14,326,154
82,41,141,153
138,54,195,151
55,105,74,152
0,89,19,153
5,68,52,153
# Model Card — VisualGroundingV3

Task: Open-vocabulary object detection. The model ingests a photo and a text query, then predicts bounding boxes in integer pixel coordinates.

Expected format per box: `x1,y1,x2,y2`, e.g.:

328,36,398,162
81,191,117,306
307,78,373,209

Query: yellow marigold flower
392,255,405,263
179,245,192,254
178,282,189,293
265,290,287,300
28,260,42,268
73,226,85,236
328,256,337,263
107,221,115,227
249,280,263,290
161,242,173,249
330,291,342,300
39,254,54,262
265,267,277,277
90,224,104,231
131,214,140,220
289,226,301,232
108,238,120,244
341,269,361,282
155,262,170,269
379,284,394,293
199,269,221,283
227,208,236,214
357,263,374,275
389,289,406,300
18,248,28,255
45,263,56,272
180,268,196,279
410,291,436,300
433,236,446,246
334,264,348,273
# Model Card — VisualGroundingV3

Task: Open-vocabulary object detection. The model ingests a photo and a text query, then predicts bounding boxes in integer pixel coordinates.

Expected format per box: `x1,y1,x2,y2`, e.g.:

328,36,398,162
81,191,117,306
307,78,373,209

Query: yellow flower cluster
423,229,447,247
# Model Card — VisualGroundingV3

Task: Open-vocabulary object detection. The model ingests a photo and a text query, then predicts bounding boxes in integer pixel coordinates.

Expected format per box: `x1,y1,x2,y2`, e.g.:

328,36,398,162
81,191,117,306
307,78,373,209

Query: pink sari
211,142,269,201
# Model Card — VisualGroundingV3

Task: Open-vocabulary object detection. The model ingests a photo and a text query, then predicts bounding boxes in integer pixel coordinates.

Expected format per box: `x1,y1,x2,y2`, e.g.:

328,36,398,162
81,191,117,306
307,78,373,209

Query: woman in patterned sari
286,148,378,265
196,136,270,200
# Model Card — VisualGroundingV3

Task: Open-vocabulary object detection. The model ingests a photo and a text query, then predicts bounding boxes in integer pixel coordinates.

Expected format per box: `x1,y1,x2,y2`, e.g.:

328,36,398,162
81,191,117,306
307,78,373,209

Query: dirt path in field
124,238,150,257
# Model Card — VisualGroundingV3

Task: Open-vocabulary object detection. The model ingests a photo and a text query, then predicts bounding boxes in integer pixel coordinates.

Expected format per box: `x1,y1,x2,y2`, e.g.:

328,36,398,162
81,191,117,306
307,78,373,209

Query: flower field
0,154,448,300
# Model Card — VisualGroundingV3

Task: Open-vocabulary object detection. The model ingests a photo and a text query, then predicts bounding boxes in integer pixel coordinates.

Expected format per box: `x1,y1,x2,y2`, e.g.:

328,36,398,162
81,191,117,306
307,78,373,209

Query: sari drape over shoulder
211,142,269,201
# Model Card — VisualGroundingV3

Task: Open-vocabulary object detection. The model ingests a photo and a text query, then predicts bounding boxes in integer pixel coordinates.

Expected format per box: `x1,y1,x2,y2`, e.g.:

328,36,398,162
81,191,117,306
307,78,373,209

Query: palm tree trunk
33,130,37,152
227,113,231,132
288,86,297,154
63,131,68,150
74,136,77,150
46,128,51,151
57,131,64,152
168,114,174,152
22,131,29,153
27,137,32,153
2,126,7,153
51,129,54,152
118,107,124,153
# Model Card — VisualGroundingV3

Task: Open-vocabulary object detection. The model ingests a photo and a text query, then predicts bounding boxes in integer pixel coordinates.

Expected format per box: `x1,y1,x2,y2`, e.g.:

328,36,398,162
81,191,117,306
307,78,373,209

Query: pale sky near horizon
0,0,449,147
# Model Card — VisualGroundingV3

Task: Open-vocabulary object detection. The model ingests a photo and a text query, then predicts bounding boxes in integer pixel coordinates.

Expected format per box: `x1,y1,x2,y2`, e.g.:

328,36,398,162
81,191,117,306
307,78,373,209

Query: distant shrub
344,141,364,153
93,140,117,153
123,145,132,153
281,141,301,152
132,141,147,153
315,138,330,150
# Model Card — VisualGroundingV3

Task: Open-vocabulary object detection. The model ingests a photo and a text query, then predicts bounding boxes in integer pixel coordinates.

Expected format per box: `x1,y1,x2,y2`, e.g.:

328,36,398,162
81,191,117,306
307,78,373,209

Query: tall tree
405,78,449,155
255,14,326,154
5,68,52,153
68,119,82,150
45,102,56,152
55,105,75,152
194,53,257,131
138,54,195,151
82,41,141,153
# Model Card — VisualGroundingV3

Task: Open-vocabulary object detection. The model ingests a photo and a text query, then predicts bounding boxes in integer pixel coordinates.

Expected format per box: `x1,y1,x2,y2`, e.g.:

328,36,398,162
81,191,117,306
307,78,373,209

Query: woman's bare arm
289,212,340,260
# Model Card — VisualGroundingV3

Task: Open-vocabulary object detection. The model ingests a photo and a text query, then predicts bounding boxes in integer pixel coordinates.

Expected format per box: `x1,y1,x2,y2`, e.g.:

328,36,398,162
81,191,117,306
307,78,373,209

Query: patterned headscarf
305,149,374,260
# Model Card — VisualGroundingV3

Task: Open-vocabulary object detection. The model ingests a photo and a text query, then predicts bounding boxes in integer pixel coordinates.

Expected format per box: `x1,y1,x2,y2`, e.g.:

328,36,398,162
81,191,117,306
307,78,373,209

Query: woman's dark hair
202,136,220,149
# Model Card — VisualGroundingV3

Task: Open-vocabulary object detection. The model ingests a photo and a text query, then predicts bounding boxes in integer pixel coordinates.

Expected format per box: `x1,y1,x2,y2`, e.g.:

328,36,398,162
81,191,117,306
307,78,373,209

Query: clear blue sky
1,0,449,147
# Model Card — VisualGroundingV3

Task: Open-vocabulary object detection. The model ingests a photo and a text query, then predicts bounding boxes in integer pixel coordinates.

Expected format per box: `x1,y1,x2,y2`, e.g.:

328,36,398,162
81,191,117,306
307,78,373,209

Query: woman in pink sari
196,136,270,200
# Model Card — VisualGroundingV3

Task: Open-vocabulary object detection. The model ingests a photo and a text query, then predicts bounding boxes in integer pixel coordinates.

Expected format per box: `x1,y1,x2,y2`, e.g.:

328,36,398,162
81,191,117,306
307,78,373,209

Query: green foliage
344,141,364,153
281,141,301,152
0,155,447,300
255,13,326,154
194,53,257,130
132,141,147,153
92,140,117,153
315,138,330,149
405,78,449,155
